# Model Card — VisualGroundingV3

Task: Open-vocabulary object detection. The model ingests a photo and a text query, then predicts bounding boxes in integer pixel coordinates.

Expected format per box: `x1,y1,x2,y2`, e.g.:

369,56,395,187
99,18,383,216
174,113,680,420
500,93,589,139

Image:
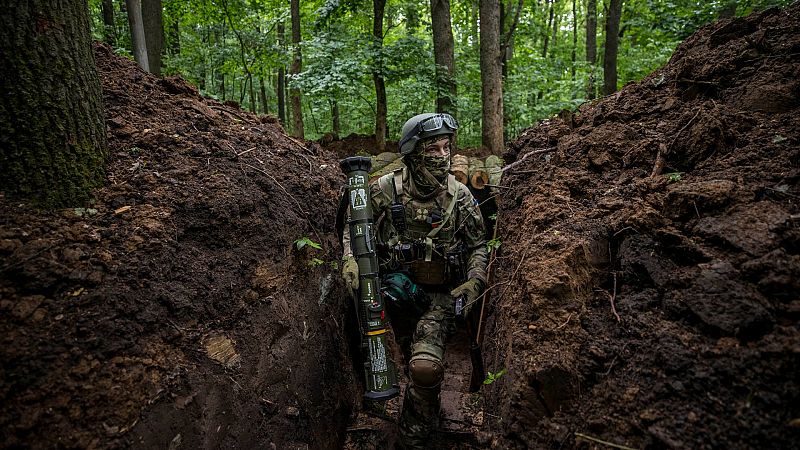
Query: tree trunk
222,0,254,112
169,17,180,55
260,76,269,114
470,0,479,51
126,0,149,72
501,0,522,80
331,99,341,137
603,0,622,96
586,0,597,98
373,0,387,152
480,0,503,154
0,0,107,208
141,0,163,76
542,0,554,57
248,77,257,113
405,4,419,33
290,0,304,138
719,1,737,19
277,22,286,124
571,0,577,79
551,0,560,49
431,0,456,115
101,0,115,44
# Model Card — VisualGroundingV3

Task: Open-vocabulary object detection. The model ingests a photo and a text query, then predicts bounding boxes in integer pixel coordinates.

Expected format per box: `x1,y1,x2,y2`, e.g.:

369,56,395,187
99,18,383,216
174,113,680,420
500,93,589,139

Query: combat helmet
398,113,459,155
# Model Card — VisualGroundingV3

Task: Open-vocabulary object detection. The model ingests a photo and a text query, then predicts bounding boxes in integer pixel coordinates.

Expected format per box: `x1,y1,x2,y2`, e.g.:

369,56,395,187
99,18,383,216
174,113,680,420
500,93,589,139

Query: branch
575,433,637,450
501,146,557,172
501,0,524,55
209,105,251,123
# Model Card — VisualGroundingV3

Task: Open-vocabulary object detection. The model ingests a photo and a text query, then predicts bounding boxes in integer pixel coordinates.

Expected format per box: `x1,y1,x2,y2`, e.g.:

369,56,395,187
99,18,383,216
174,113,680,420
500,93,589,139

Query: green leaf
483,368,507,385
294,237,322,251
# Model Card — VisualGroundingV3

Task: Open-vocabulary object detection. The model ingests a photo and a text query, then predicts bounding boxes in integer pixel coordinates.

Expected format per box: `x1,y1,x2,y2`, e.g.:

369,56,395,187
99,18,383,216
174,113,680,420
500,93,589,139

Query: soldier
340,113,488,449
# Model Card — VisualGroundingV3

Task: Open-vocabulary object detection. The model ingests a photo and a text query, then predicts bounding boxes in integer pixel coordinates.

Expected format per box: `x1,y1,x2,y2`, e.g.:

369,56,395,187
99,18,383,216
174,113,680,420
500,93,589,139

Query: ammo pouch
409,259,448,285
387,242,467,286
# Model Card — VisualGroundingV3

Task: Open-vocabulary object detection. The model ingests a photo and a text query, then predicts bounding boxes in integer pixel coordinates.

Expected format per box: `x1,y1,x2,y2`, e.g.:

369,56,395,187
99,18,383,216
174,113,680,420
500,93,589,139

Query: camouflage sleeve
341,176,393,258
455,187,488,284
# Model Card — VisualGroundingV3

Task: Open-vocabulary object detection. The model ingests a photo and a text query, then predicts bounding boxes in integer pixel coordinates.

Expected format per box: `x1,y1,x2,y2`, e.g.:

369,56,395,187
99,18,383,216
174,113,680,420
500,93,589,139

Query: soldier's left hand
451,278,484,316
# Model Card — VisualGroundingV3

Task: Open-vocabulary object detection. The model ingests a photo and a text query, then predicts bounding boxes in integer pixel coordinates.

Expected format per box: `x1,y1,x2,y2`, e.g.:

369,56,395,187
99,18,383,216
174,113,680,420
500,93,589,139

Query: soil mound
0,43,356,449
484,5,799,449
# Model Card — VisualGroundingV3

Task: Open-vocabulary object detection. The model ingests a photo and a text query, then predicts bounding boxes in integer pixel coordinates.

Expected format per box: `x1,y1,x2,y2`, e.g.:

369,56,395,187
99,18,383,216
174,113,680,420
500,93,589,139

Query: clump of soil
483,5,799,449
0,43,357,449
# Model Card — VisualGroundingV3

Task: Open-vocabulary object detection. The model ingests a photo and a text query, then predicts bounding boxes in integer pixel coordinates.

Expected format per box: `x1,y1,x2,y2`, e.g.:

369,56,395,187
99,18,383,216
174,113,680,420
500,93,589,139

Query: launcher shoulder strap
335,188,349,248
378,168,405,203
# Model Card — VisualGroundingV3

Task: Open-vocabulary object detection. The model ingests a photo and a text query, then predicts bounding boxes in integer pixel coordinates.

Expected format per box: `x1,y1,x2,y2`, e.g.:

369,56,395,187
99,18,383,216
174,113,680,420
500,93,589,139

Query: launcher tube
340,156,399,400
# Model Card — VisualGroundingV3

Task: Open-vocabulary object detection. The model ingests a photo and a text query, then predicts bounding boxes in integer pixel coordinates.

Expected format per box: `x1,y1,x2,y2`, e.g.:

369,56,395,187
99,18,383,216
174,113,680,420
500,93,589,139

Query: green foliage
294,236,322,251
89,0,795,145
309,257,326,267
666,172,683,183
484,368,507,385
486,238,501,252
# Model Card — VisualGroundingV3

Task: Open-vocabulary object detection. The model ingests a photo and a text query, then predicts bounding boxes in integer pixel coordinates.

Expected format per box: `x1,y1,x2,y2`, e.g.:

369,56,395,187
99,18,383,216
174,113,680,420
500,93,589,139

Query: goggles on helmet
418,113,459,133
399,113,459,155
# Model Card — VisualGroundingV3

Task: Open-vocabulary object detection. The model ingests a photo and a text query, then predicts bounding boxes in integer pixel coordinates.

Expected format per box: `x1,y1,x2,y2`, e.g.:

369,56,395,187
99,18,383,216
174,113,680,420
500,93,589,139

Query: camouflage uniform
346,166,487,448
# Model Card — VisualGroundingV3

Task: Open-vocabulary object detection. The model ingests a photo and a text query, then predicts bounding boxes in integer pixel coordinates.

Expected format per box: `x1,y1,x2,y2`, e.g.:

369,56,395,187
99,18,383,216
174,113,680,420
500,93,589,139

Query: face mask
422,154,450,179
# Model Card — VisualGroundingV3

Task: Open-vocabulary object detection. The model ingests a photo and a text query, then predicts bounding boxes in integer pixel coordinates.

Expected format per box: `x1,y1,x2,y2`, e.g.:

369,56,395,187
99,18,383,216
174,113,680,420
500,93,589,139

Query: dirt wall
0,44,357,449
483,6,799,449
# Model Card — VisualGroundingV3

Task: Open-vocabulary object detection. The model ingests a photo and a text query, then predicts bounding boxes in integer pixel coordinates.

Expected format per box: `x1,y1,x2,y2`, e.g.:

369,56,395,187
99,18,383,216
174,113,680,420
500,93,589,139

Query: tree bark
431,0,456,115
373,0,387,152
571,0,577,79
500,0,522,79
260,76,269,114
126,0,149,72
331,99,341,137
141,0,163,76
290,0,304,138
277,22,286,124
719,1,737,19
101,0,115,44
586,0,597,98
603,0,622,96
542,0,554,57
169,17,180,55
480,0,504,154
0,0,107,208
222,0,254,112
551,0,560,49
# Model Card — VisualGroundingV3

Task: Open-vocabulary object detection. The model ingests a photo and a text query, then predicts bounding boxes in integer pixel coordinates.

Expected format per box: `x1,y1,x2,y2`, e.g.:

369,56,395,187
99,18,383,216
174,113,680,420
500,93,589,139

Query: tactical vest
376,169,464,286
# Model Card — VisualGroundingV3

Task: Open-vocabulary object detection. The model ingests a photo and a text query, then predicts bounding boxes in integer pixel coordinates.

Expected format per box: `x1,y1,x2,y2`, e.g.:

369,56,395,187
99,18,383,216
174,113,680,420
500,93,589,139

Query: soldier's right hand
341,256,359,290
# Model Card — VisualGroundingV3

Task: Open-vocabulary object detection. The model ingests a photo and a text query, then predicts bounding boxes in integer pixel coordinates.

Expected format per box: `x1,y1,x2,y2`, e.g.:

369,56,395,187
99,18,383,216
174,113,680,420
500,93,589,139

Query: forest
89,0,790,149
1,0,799,449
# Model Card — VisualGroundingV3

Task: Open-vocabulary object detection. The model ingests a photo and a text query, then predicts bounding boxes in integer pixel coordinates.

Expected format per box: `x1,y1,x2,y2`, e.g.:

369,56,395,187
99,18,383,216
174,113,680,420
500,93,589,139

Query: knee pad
408,354,444,388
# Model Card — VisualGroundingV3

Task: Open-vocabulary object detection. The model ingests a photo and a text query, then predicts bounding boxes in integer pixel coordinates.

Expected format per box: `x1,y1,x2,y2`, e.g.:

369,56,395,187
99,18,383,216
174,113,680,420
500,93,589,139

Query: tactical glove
341,256,359,290
451,278,484,317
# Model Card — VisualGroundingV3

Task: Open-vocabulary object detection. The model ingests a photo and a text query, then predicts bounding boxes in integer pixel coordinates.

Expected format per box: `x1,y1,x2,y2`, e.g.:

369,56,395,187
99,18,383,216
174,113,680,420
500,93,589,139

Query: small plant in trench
294,237,322,251
309,258,325,267
666,172,683,183
294,237,327,266
486,238,502,252
484,368,507,385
